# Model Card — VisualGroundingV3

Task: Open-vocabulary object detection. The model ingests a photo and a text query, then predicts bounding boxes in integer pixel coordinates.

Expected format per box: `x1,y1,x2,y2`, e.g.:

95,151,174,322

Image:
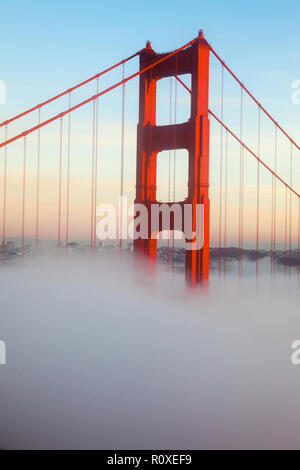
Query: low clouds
0,252,299,449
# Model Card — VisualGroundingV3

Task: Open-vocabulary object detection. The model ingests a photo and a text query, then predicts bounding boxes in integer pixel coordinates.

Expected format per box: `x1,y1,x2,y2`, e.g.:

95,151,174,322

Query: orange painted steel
134,32,210,285
0,38,199,150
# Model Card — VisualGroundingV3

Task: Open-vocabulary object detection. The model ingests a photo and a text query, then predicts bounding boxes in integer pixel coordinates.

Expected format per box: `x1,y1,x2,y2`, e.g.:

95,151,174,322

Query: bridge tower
134,32,210,285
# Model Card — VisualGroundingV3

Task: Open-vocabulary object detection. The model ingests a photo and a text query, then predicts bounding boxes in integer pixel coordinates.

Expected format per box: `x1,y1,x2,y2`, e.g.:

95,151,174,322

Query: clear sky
1,0,300,246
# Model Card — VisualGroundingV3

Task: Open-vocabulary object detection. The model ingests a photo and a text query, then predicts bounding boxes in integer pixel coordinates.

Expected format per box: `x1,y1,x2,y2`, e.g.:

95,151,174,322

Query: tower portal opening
156,149,189,202
156,75,191,126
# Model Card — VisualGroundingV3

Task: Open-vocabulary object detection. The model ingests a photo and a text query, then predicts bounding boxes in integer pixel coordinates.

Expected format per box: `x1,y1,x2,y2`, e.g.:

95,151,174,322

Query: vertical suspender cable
2,125,7,258
21,136,27,256
219,65,224,277
173,80,177,201
274,126,277,265
289,143,293,274
147,68,153,256
256,107,261,278
284,142,288,277
239,87,244,277
91,100,96,248
93,78,99,249
298,198,300,278
36,110,41,250
173,66,178,201
223,130,228,276
241,97,245,274
66,93,71,248
284,186,288,276
168,77,173,202
168,77,173,263
271,125,278,273
120,63,125,251
58,118,63,247
172,62,178,269
271,140,274,272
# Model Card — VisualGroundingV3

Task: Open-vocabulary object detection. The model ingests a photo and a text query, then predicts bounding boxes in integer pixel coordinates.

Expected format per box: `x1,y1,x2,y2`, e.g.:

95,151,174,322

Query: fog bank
0,252,299,449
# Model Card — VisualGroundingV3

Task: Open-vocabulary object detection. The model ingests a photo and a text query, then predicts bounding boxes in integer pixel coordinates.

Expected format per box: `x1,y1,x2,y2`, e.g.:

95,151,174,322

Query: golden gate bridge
0,31,299,285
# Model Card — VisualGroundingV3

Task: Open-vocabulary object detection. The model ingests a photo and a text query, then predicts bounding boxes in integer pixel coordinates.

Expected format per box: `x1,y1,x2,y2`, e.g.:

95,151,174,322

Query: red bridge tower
134,32,210,285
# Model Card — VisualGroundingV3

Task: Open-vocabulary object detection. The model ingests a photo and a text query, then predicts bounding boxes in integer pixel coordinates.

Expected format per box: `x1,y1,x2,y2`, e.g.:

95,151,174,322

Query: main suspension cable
209,45,300,154
21,136,27,256
2,126,8,258
35,109,41,249
66,93,71,247
209,110,299,198
0,37,199,150
0,50,143,129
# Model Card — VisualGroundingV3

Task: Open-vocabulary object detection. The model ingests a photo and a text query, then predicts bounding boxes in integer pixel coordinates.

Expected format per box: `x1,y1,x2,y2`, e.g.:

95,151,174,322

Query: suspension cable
298,199,300,278
173,72,178,203
0,50,143,129
91,100,96,249
58,118,63,247
256,107,261,278
21,136,27,256
66,93,71,247
174,75,191,94
36,109,41,249
208,110,299,197
219,64,224,277
224,130,228,275
174,63,297,274
285,185,288,276
289,143,293,273
168,77,173,203
93,78,99,249
239,87,244,277
2,125,7,257
271,125,278,272
209,45,300,154
168,76,173,264
120,63,125,251
0,37,200,150
172,59,178,270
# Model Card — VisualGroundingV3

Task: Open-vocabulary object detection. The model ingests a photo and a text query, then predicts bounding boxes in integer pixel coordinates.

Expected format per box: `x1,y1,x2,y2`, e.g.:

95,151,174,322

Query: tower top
199,30,204,39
